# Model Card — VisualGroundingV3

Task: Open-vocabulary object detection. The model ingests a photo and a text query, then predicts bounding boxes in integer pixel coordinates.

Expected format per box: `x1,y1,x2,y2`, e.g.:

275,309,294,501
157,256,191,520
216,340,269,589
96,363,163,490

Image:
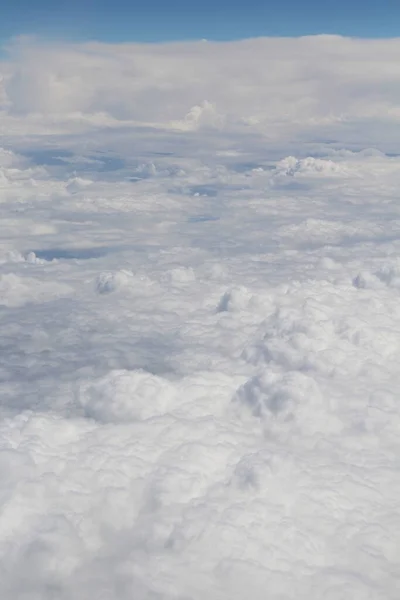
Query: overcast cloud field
1,35,400,599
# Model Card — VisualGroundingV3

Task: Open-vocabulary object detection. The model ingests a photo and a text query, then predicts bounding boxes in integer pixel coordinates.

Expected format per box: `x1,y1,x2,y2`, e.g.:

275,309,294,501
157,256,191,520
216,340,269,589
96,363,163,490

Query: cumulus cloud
0,34,400,600
274,156,344,177
0,273,72,306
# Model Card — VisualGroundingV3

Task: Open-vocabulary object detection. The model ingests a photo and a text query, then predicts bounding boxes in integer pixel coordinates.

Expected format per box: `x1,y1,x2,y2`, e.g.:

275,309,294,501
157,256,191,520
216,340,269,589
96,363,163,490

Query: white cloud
0,34,399,600
0,273,72,307
2,35,400,145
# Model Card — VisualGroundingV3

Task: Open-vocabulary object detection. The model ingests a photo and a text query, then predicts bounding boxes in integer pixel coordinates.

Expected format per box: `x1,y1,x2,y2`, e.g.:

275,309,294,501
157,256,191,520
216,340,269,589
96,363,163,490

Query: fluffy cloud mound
79,369,178,422
0,273,72,306
275,156,343,177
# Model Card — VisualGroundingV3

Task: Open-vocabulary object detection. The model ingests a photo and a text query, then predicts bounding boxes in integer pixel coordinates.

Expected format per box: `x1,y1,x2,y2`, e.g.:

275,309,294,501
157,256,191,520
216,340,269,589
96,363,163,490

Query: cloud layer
0,35,400,600
2,35,400,146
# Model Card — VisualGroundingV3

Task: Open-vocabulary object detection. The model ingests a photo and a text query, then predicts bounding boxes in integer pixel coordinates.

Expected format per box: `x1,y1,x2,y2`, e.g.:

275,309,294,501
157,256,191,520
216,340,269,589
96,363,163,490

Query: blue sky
1,0,397,43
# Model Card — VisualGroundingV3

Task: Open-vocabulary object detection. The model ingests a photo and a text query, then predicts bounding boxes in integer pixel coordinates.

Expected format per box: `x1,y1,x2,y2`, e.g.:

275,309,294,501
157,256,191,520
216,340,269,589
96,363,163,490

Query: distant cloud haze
2,36,400,148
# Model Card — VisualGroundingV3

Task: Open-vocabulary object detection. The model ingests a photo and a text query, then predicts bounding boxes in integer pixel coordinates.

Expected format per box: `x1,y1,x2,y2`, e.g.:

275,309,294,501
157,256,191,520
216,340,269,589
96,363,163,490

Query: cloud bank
0,35,400,600
2,35,400,145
